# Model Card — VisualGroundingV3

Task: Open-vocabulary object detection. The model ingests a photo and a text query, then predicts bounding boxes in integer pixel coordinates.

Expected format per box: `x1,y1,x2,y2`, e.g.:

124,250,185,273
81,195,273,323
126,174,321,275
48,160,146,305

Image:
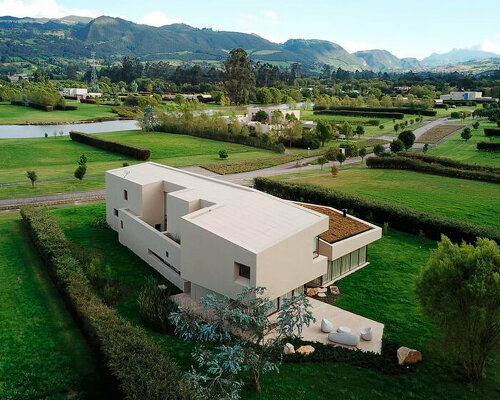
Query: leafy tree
129,81,138,92
224,48,256,105
270,87,283,104
472,121,480,130
26,170,37,188
220,94,231,106
78,154,87,167
336,152,346,166
253,110,268,123
379,124,384,130
219,149,228,159
74,165,87,183
381,95,393,108
461,128,472,141
283,118,302,148
170,287,314,397
315,120,334,146
330,165,338,177
398,130,416,150
394,123,400,133
355,125,365,139
390,139,405,153
423,143,429,153
325,147,338,161
256,88,272,104
141,105,155,132
340,122,353,141
373,144,385,156
415,236,500,383
359,147,367,162
318,155,328,169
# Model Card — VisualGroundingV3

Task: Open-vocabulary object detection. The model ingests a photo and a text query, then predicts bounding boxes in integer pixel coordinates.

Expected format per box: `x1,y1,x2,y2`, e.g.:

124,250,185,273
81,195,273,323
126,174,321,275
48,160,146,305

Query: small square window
114,208,118,216
237,263,251,280
155,223,161,231
165,250,169,258
120,221,123,229
123,190,128,200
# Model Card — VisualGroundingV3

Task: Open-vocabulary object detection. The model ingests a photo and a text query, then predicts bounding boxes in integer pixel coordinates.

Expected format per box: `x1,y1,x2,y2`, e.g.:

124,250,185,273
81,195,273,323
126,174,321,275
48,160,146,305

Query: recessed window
123,190,128,200
155,223,161,231
114,208,118,216
120,221,123,229
165,250,169,258
236,262,251,280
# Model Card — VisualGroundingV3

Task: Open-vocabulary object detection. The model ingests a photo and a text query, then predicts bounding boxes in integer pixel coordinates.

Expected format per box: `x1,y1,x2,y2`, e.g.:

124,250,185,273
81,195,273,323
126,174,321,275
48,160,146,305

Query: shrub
314,106,436,116
339,143,358,157
219,149,228,159
373,144,385,156
398,130,416,149
484,128,500,137
314,110,404,119
79,98,96,104
70,131,151,160
461,128,472,141
253,178,500,244
138,277,178,334
20,207,195,400
396,152,500,173
379,125,384,129
367,156,500,184
477,142,500,152
325,147,339,161
390,139,404,153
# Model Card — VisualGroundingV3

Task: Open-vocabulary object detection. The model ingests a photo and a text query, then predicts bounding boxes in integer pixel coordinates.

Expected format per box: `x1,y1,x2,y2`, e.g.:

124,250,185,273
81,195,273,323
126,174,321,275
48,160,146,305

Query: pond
0,119,140,139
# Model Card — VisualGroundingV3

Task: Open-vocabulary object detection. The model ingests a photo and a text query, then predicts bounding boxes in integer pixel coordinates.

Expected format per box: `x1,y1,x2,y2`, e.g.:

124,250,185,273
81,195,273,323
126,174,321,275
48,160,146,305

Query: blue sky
2,0,500,59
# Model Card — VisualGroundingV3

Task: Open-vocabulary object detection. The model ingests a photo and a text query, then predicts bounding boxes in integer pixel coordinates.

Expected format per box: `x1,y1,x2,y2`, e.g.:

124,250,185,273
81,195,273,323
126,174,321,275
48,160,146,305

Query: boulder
317,292,326,298
283,343,295,355
296,345,315,355
329,285,340,296
397,346,422,365
321,318,333,333
317,287,327,293
306,288,319,297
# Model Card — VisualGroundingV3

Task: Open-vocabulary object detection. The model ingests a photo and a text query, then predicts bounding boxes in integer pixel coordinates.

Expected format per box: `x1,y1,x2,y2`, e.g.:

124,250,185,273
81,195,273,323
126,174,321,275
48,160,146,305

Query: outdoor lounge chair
328,332,359,346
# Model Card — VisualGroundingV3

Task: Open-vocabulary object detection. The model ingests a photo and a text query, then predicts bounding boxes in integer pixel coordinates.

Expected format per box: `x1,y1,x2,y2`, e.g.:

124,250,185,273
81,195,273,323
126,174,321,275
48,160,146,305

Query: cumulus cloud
476,37,500,54
0,0,96,18
263,10,278,26
139,11,182,27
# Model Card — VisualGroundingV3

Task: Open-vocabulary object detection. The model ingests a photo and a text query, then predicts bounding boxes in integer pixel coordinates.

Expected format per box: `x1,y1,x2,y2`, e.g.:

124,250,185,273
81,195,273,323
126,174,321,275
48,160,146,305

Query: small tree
390,139,404,153
336,152,346,166
379,124,384,130
398,130,416,150
394,123,400,133
219,149,228,159
324,147,338,161
461,127,472,141
26,170,37,188
415,236,500,383
318,155,328,169
423,143,429,153
472,121,480,130
315,120,333,146
253,110,268,123
78,154,87,167
373,144,385,156
330,165,338,177
340,122,353,141
355,125,365,139
74,165,87,183
170,287,314,397
359,147,367,162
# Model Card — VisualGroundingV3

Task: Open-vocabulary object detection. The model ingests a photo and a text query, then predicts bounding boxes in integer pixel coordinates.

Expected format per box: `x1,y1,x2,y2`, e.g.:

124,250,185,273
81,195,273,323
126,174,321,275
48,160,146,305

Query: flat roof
298,204,372,244
107,162,328,252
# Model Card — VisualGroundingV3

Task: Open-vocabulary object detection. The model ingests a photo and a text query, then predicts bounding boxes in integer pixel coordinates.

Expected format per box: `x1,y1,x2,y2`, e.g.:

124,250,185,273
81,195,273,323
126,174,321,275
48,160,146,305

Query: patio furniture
321,318,333,333
360,327,373,341
337,326,351,334
328,332,359,346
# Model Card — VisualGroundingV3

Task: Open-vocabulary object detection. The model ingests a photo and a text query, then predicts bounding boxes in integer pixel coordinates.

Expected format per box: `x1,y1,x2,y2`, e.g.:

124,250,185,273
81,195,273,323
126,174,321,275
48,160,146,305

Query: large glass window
359,246,367,264
313,236,319,258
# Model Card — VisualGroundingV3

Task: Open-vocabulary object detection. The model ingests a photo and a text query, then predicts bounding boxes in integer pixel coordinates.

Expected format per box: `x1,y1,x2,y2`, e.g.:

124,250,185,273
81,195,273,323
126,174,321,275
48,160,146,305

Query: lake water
0,119,140,139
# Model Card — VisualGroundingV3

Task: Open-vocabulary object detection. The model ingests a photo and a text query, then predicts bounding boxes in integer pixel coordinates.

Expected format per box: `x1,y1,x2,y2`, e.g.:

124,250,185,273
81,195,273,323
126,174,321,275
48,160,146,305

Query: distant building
7,74,29,83
440,91,483,101
59,88,102,99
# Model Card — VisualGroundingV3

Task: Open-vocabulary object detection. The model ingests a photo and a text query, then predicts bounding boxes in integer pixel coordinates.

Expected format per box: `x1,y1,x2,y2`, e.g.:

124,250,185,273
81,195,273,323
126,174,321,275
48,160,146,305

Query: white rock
321,318,333,333
317,292,326,298
317,287,327,293
296,345,315,355
360,327,373,341
283,343,295,355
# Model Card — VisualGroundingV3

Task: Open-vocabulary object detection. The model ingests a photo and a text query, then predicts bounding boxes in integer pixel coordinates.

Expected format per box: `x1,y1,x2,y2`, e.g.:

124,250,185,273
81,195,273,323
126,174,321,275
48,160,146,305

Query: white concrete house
440,91,483,101
106,162,381,309
60,88,102,99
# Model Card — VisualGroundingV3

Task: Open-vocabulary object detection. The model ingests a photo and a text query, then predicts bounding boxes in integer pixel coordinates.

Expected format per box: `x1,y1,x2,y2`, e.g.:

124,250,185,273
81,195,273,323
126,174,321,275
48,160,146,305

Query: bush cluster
11,100,53,111
253,178,500,244
396,152,500,173
366,156,500,184
20,207,195,400
138,277,178,334
278,131,320,149
69,131,151,160
477,142,500,152
314,106,436,116
80,98,97,104
484,128,500,137
314,110,404,119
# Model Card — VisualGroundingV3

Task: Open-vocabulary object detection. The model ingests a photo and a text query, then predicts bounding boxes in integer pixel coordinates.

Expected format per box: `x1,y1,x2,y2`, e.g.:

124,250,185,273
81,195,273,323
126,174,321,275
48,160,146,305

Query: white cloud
139,11,182,27
0,0,96,18
475,37,500,54
263,10,278,26
236,13,257,28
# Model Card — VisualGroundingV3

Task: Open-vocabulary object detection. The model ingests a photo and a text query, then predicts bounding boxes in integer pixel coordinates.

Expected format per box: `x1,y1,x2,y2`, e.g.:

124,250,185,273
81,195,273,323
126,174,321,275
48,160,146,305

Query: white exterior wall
106,173,143,231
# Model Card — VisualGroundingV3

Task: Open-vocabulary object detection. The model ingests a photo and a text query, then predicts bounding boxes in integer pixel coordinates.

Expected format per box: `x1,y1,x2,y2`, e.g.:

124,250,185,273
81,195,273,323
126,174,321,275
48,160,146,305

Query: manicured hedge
70,131,151,160
366,156,500,184
21,206,195,400
484,128,500,137
55,104,78,111
477,142,500,152
11,100,53,111
253,178,500,244
396,152,500,173
314,110,404,119
80,98,97,104
314,106,436,116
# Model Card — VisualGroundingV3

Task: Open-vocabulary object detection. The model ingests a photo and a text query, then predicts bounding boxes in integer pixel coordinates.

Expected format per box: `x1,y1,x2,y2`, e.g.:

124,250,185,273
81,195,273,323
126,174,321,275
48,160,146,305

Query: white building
106,162,381,307
60,88,102,99
440,91,483,101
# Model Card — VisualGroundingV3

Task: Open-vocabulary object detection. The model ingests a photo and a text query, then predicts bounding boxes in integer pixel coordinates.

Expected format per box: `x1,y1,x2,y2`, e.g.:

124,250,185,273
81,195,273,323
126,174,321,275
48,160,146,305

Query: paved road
0,190,105,208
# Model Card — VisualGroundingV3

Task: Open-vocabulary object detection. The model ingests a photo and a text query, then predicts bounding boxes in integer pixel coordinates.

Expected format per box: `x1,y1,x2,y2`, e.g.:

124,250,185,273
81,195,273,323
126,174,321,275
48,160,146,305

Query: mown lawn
0,101,116,124
0,212,109,399
428,120,500,166
0,130,275,198
50,203,499,400
286,168,500,231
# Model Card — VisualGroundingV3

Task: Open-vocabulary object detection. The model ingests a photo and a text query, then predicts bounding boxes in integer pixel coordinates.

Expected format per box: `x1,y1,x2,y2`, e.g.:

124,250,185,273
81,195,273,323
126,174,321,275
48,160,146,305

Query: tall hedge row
70,131,151,160
396,152,500,173
314,110,404,119
20,206,195,400
253,178,500,244
484,128,500,137
366,156,500,184
477,142,500,152
11,100,53,111
313,106,436,116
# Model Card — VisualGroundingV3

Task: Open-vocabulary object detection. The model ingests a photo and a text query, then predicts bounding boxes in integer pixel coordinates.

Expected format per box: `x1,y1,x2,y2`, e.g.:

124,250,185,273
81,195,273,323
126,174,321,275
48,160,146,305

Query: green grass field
49,203,499,400
428,120,500,166
0,212,109,399
0,130,275,198
286,168,500,231
0,101,116,124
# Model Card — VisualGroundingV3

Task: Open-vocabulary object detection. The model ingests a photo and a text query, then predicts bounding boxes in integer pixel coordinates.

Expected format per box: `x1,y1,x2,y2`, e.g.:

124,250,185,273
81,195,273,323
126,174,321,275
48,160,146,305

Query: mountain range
0,15,499,73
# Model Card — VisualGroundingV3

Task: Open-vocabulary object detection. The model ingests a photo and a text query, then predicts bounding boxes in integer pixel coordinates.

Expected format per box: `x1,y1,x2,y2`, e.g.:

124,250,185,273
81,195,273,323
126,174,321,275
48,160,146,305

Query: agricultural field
0,211,109,399
283,168,500,231
416,123,466,143
49,203,499,400
0,130,277,198
0,101,116,124
428,120,500,166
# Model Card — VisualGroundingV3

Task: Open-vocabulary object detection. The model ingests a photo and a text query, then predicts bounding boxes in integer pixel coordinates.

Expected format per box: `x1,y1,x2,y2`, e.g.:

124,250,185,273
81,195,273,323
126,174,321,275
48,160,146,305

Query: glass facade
322,246,367,284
